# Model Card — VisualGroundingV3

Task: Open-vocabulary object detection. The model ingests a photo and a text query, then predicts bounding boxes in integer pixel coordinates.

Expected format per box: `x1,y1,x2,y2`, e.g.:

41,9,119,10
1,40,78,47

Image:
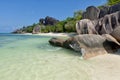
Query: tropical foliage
107,0,120,5
14,10,83,33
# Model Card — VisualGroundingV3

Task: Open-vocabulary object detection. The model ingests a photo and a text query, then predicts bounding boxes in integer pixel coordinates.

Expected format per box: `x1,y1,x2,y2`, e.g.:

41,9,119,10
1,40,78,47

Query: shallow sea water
0,34,92,80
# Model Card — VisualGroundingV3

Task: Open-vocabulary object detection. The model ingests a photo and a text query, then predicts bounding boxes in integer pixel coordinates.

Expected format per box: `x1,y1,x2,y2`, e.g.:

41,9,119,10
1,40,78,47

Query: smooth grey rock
76,19,97,34
82,6,100,20
49,38,65,47
96,11,120,34
109,3,120,14
111,26,120,42
49,34,120,59
99,6,110,18
82,3,120,20
32,25,41,34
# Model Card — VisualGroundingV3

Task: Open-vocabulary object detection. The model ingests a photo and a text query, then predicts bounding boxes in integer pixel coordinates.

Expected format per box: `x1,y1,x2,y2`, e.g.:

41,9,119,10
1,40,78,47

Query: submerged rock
49,38,65,47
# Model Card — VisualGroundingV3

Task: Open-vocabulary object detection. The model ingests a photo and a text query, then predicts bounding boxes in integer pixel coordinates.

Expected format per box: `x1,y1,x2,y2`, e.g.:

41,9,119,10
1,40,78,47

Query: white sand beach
32,32,77,37
88,54,120,80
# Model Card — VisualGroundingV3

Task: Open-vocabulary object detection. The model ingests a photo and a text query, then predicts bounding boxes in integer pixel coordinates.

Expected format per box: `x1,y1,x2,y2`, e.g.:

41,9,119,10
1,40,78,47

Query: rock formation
39,16,59,25
109,3,120,14
49,34,120,59
82,3,120,20
49,38,65,47
77,10,120,35
99,6,109,18
111,26,120,42
49,3,120,59
76,19,98,34
82,6,100,20
96,11,120,34
32,25,41,34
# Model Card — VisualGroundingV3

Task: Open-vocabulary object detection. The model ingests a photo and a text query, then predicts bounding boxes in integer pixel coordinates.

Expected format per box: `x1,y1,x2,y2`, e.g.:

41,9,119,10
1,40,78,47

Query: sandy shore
24,32,77,37
88,53,120,80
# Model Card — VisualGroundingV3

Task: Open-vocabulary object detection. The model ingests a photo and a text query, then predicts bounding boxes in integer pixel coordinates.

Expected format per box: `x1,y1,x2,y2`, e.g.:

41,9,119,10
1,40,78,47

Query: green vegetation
107,0,120,5
14,10,83,33
39,10,82,33
39,10,83,33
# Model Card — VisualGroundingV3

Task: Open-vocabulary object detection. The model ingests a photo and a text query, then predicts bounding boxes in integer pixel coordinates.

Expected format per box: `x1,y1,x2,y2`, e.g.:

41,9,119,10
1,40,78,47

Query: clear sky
0,0,107,33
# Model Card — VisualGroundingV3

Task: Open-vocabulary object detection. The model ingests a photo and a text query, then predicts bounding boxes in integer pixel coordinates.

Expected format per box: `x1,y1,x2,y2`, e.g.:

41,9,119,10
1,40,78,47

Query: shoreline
35,32,77,37
14,32,77,37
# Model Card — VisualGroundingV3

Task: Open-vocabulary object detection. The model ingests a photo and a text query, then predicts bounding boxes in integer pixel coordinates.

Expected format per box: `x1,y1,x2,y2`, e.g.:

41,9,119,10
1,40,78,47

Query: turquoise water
0,34,91,80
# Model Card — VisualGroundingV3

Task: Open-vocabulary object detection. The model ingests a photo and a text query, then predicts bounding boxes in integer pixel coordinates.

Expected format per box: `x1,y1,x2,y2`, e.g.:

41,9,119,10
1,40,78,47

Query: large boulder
99,6,110,18
99,3,120,18
76,19,97,34
49,38,65,47
82,6,100,20
32,25,41,34
95,11,120,34
111,26,120,42
39,16,59,25
49,34,120,59
82,3,120,20
109,3,120,14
